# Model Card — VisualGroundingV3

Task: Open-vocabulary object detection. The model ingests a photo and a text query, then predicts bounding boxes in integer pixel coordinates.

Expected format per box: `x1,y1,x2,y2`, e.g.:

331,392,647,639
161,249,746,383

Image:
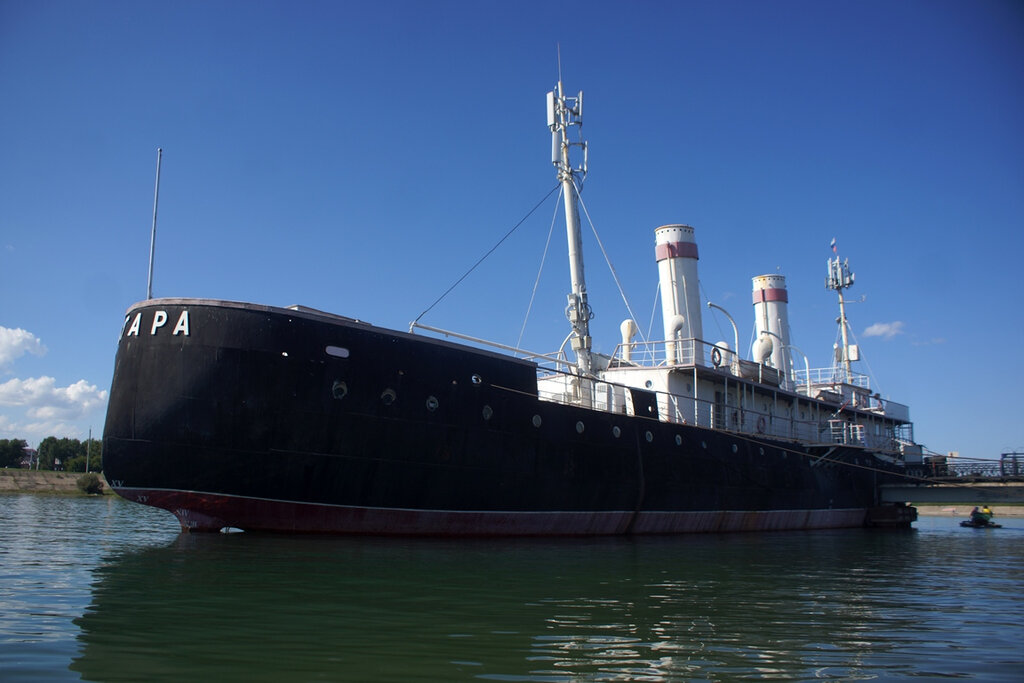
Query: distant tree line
0,436,102,472
0,439,29,468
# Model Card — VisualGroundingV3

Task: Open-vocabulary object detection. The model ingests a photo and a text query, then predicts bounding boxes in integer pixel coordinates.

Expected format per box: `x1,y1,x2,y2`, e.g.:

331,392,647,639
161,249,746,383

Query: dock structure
884,452,1024,504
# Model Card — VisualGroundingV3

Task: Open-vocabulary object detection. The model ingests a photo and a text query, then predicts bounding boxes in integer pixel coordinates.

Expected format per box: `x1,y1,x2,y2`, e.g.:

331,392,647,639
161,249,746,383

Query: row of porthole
345,383,687,445
338,379,783,454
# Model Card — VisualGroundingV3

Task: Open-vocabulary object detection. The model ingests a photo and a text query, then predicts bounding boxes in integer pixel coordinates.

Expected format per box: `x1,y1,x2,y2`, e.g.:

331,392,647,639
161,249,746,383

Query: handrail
532,364,906,456
411,323,910,456
409,322,573,369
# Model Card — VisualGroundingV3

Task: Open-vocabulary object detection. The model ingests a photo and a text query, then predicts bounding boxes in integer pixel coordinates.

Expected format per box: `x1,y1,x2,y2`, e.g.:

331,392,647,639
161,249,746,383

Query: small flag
830,238,837,253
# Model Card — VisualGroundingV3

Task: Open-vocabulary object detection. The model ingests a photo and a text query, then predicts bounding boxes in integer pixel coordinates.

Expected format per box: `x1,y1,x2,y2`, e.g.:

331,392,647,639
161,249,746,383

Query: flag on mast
830,237,837,254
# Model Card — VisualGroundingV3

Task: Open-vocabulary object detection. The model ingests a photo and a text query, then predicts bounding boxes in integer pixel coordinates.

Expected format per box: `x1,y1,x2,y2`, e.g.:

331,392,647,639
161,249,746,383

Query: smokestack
752,274,792,375
655,225,703,363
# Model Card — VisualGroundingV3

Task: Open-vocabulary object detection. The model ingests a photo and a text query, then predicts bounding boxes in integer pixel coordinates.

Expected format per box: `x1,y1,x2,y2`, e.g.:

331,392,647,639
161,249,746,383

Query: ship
102,81,921,534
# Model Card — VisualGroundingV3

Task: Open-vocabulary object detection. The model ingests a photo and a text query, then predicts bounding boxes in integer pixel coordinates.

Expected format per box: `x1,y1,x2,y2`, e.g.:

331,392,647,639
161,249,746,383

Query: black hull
103,299,914,535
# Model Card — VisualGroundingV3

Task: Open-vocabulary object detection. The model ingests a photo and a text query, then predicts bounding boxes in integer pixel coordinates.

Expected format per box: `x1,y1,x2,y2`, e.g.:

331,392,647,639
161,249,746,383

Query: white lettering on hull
121,310,191,338
172,310,190,336
150,310,167,334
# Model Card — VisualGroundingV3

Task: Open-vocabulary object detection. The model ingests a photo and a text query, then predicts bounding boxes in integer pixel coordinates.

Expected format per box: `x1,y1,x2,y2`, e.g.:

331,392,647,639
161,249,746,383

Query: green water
2,494,1022,681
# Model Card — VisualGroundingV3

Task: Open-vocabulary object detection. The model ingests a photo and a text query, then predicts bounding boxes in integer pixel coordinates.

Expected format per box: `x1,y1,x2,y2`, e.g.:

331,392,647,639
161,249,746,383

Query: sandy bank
913,504,1024,517
0,469,111,494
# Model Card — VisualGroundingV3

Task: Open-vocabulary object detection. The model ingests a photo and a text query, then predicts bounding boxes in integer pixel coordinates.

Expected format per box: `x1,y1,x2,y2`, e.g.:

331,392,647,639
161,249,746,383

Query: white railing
411,323,908,454
535,366,904,454
793,367,871,390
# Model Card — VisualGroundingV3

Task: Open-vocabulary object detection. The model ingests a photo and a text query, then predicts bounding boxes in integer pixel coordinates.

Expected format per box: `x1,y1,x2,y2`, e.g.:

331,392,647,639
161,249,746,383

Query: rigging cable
411,183,561,328
646,281,660,345
573,180,647,342
516,185,564,351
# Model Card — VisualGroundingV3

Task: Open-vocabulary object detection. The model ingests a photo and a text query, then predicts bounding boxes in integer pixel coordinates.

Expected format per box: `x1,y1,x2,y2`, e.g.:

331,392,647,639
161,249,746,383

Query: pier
882,452,1024,504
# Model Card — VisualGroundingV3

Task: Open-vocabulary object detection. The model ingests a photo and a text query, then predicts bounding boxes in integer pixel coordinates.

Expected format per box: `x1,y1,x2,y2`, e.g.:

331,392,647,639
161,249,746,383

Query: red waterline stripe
116,488,868,536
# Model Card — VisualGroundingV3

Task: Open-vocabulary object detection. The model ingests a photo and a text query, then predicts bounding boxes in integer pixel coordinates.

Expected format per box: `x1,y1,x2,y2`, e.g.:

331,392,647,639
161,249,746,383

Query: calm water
1,495,1022,682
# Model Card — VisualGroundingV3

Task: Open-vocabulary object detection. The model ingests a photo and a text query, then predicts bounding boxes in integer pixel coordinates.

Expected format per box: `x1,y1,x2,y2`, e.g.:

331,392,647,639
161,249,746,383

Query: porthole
701,441,707,449
612,425,621,438
471,374,483,385
645,380,653,388
482,405,493,420
532,414,542,428
731,444,738,453
425,396,439,411
381,388,396,405
325,345,350,358
331,380,348,400
645,430,653,443
576,421,585,434
759,447,765,455
675,435,682,446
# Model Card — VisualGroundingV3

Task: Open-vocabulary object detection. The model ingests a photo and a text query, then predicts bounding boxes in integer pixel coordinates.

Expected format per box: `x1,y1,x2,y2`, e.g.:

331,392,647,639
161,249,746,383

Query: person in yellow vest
970,506,993,525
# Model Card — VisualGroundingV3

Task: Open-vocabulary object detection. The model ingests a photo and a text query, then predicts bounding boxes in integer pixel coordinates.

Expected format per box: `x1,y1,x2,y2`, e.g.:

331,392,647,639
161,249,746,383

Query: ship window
576,421,585,434
332,381,347,400
645,431,653,443
425,396,439,411
326,346,350,358
731,444,738,453
381,388,396,405
612,425,621,438
701,441,707,449
532,414,542,428
675,435,682,446
482,405,493,420
471,374,483,385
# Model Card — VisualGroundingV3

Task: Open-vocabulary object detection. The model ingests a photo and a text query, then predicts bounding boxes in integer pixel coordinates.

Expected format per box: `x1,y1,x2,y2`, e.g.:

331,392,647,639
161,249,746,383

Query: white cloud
0,326,46,366
863,321,905,339
0,376,108,420
0,327,108,445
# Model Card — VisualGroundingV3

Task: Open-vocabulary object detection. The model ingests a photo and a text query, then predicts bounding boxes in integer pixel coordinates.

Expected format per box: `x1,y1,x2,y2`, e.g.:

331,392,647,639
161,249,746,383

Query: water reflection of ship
71,532,918,681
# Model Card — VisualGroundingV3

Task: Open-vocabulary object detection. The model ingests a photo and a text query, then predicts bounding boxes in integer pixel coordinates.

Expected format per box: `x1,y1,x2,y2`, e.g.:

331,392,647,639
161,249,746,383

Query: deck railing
536,366,905,455
411,322,910,456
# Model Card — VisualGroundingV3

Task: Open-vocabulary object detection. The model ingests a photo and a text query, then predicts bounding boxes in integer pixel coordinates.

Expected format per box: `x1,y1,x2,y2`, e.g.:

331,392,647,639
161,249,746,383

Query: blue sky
1,0,1022,459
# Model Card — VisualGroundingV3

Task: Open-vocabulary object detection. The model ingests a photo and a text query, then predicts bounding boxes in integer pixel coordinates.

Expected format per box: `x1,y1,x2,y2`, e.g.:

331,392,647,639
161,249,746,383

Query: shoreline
0,468,112,494
2,470,1021,517
912,504,1023,517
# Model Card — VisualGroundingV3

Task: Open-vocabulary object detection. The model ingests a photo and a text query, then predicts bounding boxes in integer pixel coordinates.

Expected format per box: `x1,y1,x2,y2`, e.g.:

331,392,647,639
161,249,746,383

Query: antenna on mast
146,148,163,300
826,238,857,381
547,71,593,380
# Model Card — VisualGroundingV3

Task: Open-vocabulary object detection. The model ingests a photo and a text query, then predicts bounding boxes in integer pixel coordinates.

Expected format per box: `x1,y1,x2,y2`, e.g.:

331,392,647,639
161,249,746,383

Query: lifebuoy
711,347,723,368
756,416,766,433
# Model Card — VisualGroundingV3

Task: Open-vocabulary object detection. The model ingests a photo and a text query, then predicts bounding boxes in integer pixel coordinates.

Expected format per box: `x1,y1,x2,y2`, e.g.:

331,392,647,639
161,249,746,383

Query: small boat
960,519,1002,528
961,507,1001,528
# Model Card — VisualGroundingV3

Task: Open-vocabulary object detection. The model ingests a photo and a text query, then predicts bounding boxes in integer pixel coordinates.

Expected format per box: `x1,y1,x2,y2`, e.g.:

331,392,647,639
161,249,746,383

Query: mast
826,240,855,381
547,81,592,375
147,147,163,300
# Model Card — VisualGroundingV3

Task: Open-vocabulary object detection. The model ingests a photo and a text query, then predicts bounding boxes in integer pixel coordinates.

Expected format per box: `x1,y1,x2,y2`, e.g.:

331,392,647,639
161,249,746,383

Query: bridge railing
921,460,1024,480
